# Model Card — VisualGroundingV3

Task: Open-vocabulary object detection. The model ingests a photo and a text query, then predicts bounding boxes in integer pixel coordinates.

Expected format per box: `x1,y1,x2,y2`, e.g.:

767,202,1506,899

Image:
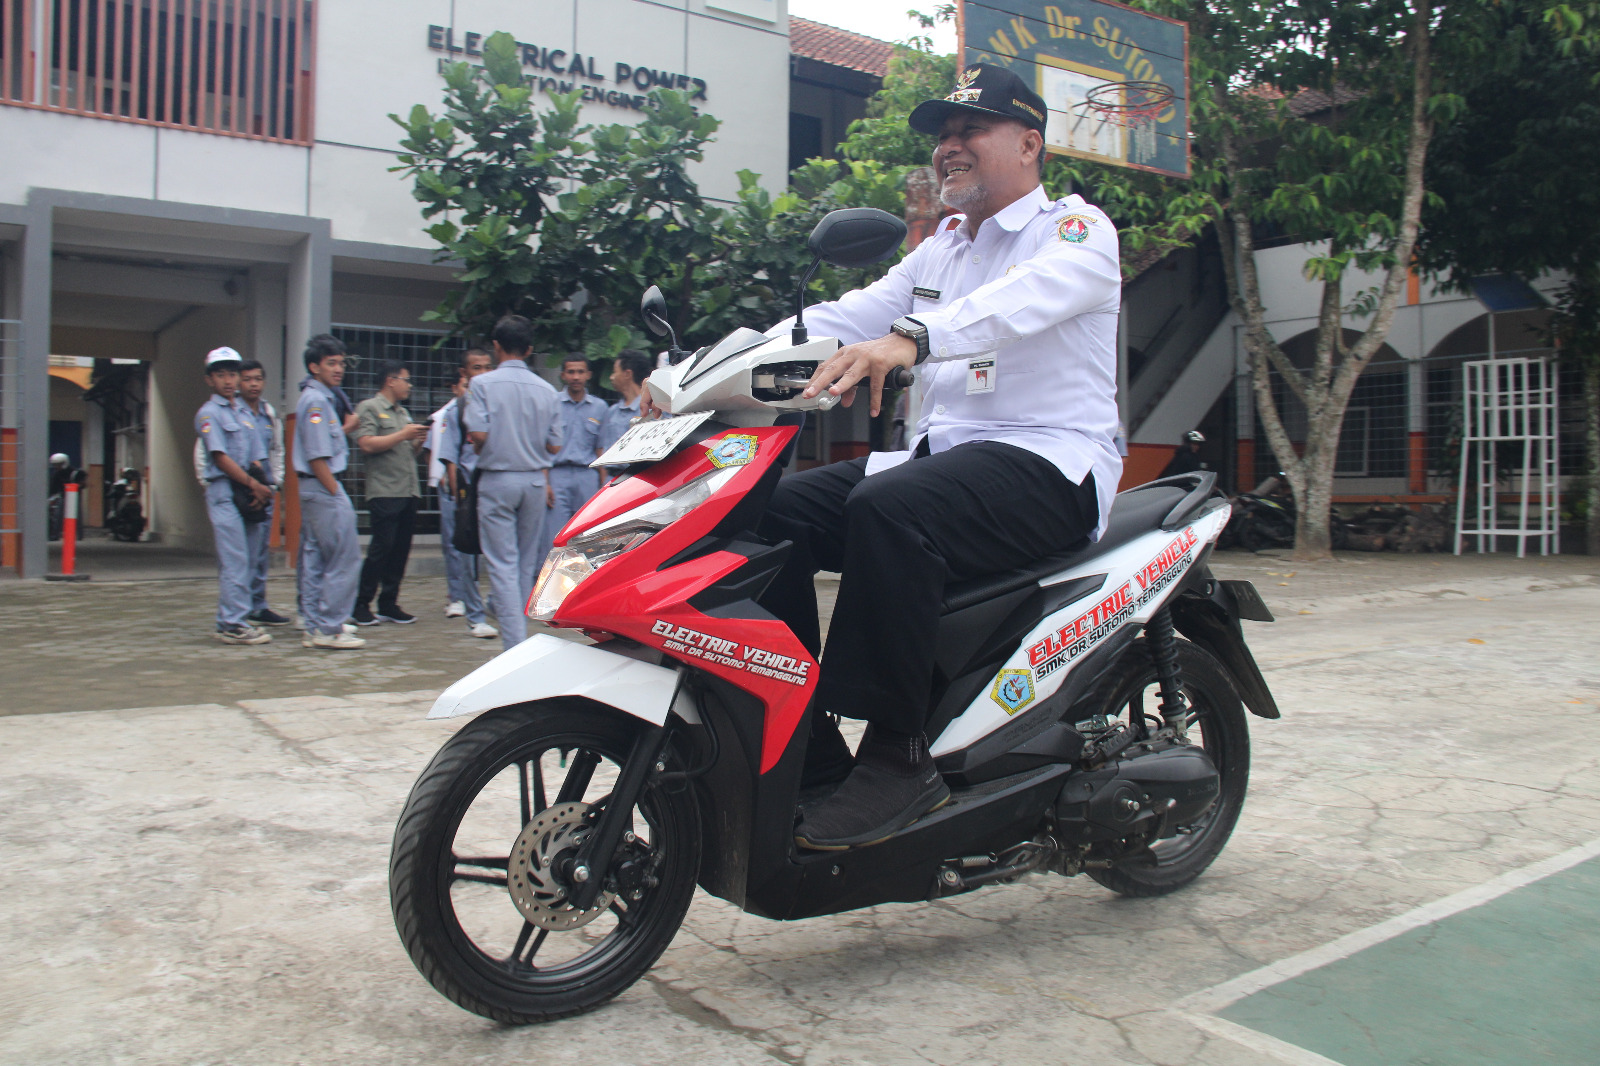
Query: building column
280,225,330,566
1407,357,1427,494
19,201,53,578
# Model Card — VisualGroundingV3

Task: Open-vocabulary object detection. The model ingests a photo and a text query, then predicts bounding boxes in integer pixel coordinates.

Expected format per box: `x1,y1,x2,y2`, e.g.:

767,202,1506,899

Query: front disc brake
506,802,616,930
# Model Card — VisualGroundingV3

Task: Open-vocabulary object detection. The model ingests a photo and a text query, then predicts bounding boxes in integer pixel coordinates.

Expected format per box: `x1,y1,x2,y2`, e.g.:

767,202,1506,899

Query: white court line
1174,1011,1350,1066
1178,835,1600,1015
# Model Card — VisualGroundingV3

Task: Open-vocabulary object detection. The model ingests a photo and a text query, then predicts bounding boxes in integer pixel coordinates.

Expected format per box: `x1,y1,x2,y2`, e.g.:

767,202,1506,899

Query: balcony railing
1,0,315,144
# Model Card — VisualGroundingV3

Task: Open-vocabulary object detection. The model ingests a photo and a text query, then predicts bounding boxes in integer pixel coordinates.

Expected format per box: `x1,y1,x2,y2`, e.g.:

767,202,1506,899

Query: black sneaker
247,608,291,627
350,605,379,626
794,754,950,850
376,606,417,624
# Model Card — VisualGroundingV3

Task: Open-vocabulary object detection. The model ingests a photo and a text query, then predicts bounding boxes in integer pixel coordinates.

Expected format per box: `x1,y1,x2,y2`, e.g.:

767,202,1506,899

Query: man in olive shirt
352,362,428,625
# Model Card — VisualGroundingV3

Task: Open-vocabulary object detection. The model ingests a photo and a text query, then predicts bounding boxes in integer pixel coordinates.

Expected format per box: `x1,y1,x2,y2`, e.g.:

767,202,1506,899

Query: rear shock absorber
1144,605,1188,737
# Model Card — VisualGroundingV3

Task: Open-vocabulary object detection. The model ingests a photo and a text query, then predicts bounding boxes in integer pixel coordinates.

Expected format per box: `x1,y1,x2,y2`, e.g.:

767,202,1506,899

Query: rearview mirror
640,285,671,338
807,208,908,270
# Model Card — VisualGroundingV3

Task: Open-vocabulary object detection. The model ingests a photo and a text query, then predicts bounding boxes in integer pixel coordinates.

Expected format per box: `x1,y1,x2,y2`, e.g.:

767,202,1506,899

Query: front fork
566,724,672,911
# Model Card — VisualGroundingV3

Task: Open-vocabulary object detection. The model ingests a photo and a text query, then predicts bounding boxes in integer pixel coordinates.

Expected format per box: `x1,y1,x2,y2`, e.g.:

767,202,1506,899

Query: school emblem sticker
990,669,1036,716
706,433,759,469
1057,215,1093,244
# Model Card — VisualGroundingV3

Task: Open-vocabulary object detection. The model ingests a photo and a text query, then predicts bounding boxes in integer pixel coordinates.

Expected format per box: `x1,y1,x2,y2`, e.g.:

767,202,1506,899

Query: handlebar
884,365,914,390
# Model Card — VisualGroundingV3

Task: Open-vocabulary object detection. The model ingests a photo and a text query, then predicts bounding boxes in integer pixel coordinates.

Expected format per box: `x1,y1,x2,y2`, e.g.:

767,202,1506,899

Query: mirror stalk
792,255,823,346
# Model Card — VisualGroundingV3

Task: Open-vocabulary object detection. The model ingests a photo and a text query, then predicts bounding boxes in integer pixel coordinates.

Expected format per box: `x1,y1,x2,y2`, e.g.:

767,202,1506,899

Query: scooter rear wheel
1082,639,1250,897
389,701,701,1023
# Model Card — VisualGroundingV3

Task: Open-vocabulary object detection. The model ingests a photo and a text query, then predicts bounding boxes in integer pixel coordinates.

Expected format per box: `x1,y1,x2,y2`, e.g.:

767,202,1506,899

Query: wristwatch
891,316,931,365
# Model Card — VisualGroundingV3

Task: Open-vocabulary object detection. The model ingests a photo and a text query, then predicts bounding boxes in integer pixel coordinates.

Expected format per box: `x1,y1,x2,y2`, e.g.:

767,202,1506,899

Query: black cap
909,64,1048,136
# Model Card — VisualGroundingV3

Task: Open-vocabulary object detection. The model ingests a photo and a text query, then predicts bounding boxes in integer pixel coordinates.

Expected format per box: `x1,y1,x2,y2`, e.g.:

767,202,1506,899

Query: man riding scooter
749,65,1123,849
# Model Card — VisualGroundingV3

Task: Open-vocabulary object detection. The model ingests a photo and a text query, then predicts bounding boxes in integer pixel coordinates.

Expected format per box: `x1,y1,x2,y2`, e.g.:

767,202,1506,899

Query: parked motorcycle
105,468,146,543
389,208,1282,1024
1220,474,1347,552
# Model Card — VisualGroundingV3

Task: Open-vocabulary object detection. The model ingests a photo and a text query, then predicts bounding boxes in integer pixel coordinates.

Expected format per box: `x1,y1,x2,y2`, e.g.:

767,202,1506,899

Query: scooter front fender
428,633,679,725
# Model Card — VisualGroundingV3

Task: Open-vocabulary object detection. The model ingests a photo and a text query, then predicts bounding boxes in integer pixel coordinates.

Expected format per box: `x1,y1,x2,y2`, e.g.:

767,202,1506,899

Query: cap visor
909,99,1035,135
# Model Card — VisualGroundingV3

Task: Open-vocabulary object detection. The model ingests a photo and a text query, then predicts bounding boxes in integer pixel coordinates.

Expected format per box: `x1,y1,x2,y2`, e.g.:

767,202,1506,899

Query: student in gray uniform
597,349,652,461
463,315,562,650
535,353,609,563
431,350,497,638
238,358,290,627
294,334,366,650
195,346,273,645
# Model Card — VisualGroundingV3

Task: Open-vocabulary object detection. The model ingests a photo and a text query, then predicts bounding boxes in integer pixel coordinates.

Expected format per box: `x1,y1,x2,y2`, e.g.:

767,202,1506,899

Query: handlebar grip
884,365,914,390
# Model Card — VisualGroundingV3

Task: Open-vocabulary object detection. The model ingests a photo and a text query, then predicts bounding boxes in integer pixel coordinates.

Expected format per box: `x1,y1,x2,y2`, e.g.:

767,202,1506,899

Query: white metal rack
1453,355,1560,556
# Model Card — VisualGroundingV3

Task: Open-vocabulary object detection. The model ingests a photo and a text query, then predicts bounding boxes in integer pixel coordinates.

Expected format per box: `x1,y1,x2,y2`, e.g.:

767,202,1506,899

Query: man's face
387,369,412,402
609,361,633,392
932,113,1037,211
561,360,591,393
310,354,345,388
464,351,492,378
239,367,265,403
207,368,239,399
452,373,467,399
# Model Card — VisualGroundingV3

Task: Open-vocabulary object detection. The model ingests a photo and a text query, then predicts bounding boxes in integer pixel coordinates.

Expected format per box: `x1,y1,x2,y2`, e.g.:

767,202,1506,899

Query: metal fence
0,320,18,571
1245,347,1588,505
330,324,467,536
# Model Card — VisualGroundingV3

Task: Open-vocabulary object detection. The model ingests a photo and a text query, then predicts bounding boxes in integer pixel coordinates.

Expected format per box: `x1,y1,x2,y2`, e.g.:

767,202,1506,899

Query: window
1,0,315,144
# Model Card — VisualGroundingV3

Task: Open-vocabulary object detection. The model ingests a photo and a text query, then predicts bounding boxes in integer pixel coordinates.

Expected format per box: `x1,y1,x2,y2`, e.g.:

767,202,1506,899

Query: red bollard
46,483,91,583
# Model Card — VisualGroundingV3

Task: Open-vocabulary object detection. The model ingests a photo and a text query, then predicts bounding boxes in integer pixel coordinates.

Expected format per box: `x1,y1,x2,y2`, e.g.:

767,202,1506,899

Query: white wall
4,0,792,242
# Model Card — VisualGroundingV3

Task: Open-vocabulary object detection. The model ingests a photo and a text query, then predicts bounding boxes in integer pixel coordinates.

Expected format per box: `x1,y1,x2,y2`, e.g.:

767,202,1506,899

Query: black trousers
756,441,1099,734
358,495,419,612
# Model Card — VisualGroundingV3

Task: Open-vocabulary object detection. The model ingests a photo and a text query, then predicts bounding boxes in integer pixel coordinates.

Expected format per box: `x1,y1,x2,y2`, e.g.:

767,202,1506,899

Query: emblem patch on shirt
200,417,212,434
991,669,1036,715
308,406,323,425
706,434,759,469
967,357,996,395
912,286,942,301
1057,215,1095,243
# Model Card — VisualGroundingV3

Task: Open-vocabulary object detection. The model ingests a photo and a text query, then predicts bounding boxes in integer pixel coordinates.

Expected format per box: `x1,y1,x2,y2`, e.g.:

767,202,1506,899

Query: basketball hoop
1071,80,1175,164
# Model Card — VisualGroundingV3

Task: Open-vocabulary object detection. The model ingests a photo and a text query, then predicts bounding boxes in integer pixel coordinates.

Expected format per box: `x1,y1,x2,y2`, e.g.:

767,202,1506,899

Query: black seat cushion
939,482,1190,614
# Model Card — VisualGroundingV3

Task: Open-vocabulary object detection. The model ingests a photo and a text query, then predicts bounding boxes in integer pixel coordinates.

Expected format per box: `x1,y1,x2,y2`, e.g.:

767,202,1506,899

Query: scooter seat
939,475,1212,615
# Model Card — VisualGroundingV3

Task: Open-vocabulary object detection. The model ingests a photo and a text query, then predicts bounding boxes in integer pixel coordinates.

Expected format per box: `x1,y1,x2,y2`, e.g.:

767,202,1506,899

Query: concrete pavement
0,551,1597,1064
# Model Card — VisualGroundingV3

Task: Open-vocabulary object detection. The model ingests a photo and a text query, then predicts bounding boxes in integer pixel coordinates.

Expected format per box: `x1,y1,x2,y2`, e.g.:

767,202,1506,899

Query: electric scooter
389,208,1281,1024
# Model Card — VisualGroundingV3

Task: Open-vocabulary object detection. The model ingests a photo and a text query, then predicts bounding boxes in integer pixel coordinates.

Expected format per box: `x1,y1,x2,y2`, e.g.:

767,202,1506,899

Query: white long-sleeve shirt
775,185,1122,538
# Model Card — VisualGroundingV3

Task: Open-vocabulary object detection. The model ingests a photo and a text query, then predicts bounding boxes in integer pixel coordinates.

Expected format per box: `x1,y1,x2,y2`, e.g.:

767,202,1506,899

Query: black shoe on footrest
794,756,950,850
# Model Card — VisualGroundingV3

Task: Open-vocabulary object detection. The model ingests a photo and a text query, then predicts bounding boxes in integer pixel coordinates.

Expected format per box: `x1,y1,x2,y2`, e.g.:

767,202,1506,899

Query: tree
1414,1,1600,553
394,32,912,362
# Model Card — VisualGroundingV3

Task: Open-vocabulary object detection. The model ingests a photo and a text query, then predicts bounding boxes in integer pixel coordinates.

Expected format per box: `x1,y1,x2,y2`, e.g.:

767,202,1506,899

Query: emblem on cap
955,66,981,89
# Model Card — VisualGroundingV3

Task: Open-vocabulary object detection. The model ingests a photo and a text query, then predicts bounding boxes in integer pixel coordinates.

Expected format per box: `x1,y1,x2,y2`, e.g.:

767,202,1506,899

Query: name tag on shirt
912,286,942,301
967,357,996,395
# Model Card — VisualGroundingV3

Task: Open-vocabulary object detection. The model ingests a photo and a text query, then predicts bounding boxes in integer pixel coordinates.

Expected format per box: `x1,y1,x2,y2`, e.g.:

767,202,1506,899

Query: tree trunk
1587,359,1599,556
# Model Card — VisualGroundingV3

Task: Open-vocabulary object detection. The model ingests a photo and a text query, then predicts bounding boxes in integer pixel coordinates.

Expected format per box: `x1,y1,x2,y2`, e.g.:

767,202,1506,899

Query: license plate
591,410,714,468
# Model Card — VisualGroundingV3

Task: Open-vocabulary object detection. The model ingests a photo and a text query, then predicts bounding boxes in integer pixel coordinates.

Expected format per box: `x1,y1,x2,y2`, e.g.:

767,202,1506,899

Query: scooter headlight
527,466,743,620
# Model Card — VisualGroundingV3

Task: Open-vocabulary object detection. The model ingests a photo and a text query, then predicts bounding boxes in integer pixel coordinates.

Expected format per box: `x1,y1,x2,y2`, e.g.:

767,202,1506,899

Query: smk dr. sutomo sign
428,26,708,112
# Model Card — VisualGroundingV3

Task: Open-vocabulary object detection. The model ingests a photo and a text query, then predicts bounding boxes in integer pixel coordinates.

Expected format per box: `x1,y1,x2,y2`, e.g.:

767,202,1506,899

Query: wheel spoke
518,761,532,826
532,757,548,815
556,748,600,804
507,922,549,968
452,854,509,887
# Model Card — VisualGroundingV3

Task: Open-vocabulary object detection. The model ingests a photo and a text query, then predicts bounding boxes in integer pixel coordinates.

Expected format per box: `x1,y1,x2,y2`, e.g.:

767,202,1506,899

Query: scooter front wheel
389,701,701,1023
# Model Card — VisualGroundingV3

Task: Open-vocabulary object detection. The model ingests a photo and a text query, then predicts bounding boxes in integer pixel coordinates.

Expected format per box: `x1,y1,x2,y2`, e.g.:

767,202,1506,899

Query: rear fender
1169,578,1281,720
427,633,682,725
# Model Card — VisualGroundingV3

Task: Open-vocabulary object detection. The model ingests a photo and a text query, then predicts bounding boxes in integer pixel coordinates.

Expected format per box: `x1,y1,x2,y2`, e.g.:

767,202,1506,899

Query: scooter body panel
427,633,680,725
930,501,1231,757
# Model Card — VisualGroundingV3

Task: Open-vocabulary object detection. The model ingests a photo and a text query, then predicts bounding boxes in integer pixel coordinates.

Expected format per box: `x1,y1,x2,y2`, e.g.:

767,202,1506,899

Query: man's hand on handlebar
801,333,917,417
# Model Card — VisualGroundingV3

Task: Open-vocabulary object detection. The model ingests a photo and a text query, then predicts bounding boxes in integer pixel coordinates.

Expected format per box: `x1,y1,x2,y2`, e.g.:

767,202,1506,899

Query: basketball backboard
960,0,1190,178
